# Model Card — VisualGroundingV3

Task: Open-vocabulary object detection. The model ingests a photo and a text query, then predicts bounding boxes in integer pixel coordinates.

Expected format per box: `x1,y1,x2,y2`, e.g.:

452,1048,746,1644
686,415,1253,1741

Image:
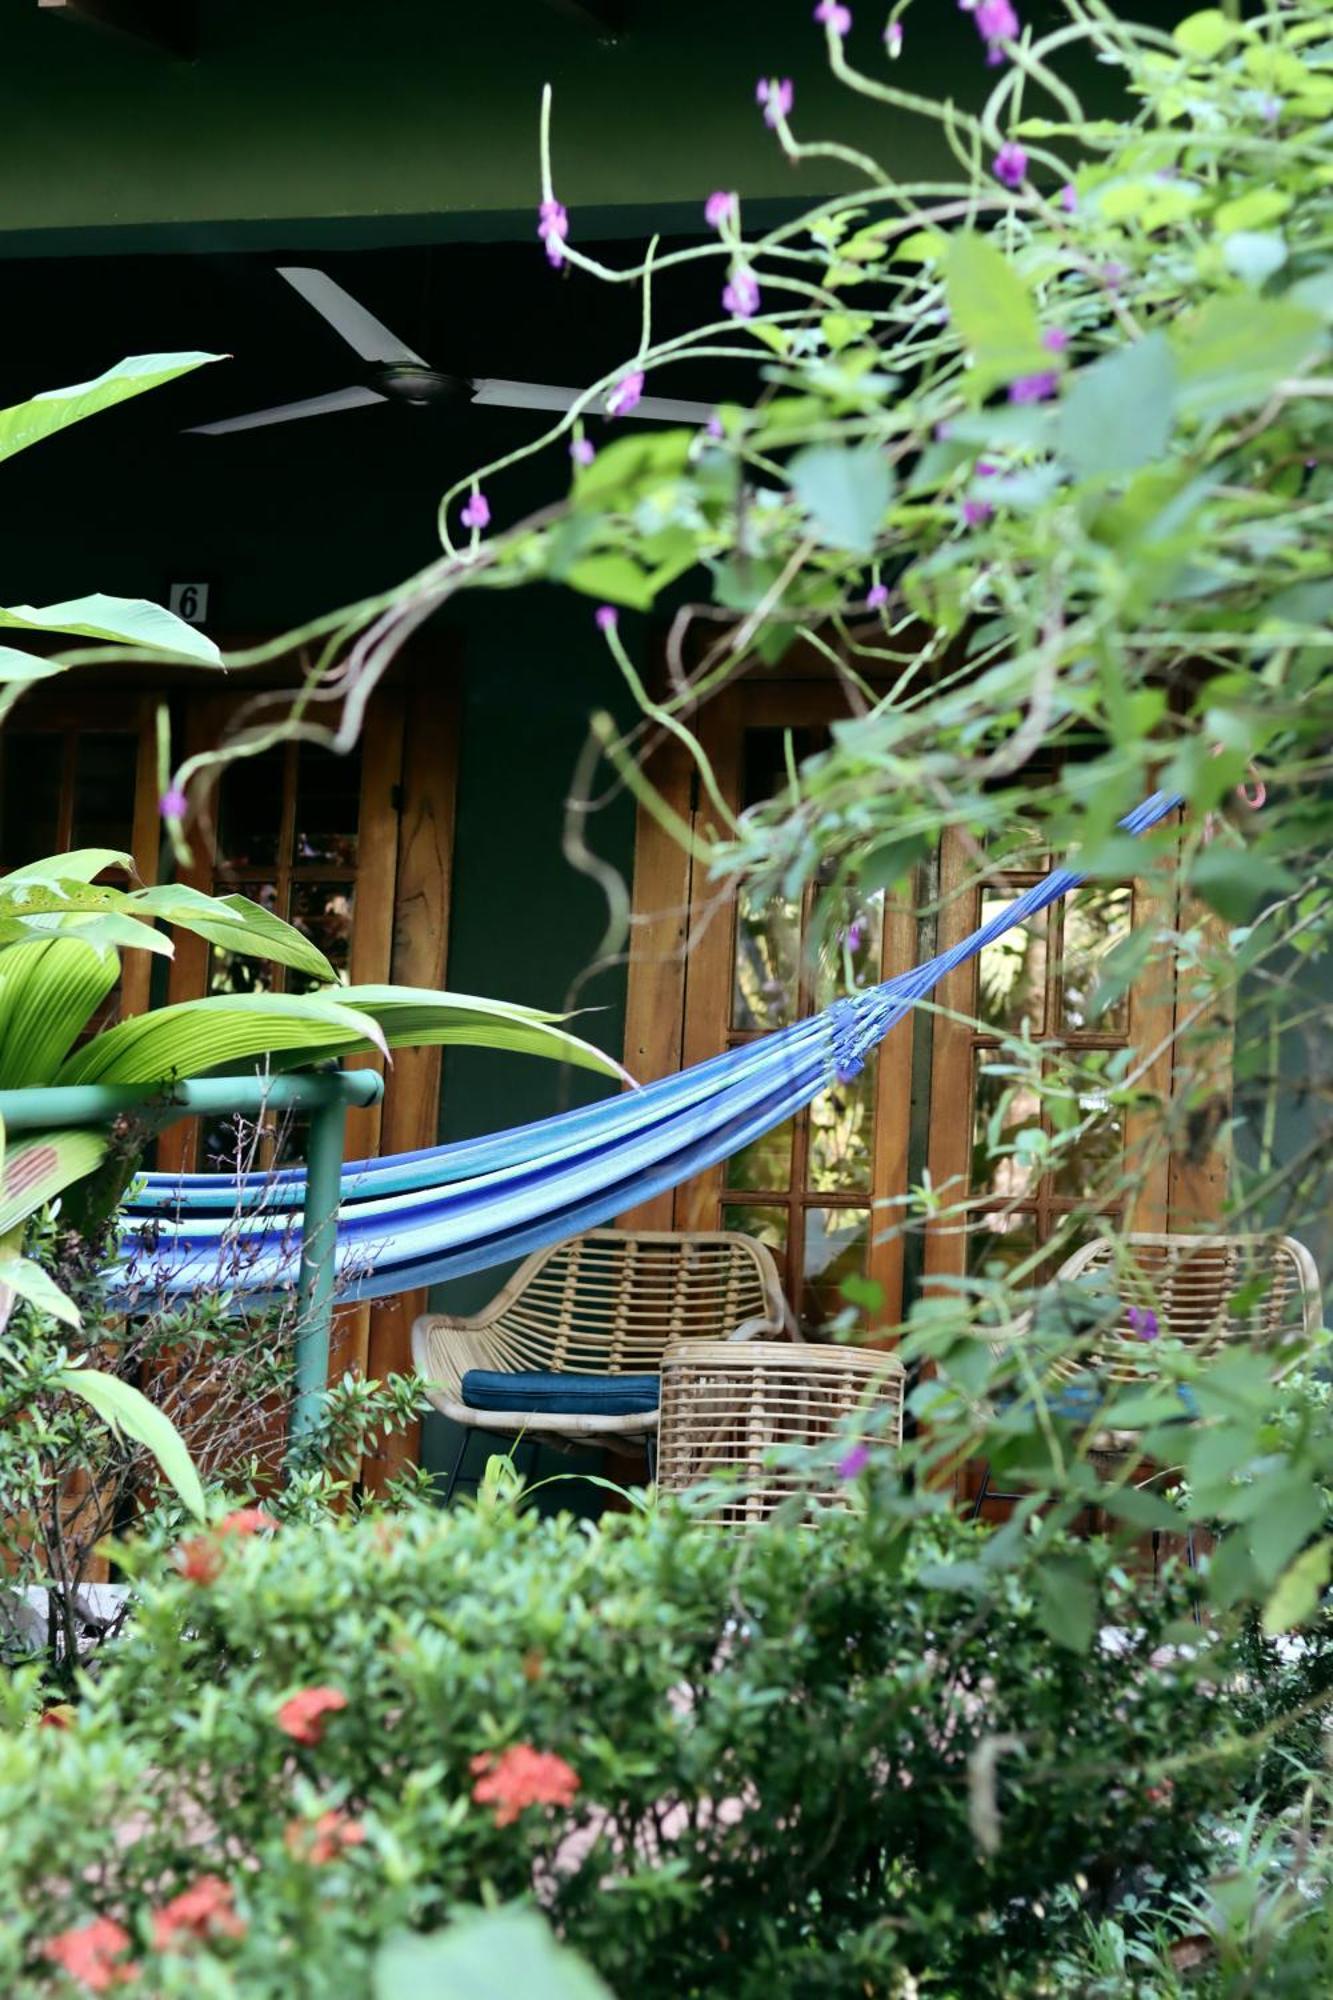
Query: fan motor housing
375,365,468,406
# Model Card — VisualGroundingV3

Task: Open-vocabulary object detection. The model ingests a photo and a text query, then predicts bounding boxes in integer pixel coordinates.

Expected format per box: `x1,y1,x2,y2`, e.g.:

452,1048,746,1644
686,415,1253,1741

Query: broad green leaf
56,989,391,1085
0,849,134,887
0,1130,109,1235
1222,232,1287,288
0,911,174,959
1059,334,1176,481
1213,189,1290,236
572,428,692,507
0,649,65,721
133,886,337,983
0,594,222,666
1174,9,1244,57
53,1365,206,1521
1190,847,1295,924
564,553,656,611
374,1908,613,2000
788,444,892,557
1248,1481,1323,1585
332,986,632,1083
0,940,119,1087
0,352,224,466
1172,298,1324,420
1288,269,1333,321
0,1253,80,1327
943,235,1045,394
1262,1539,1332,1636
1034,1552,1098,1653
858,833,930,894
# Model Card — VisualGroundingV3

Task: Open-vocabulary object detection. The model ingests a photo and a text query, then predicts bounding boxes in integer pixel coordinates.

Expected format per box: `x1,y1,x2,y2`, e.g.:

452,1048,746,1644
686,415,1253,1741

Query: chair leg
441,1426,471,1507
644,1432,657,1486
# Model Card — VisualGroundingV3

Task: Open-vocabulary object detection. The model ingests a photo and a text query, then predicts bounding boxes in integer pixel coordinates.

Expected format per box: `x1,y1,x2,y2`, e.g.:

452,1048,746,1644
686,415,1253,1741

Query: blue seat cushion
460,1369,660,1417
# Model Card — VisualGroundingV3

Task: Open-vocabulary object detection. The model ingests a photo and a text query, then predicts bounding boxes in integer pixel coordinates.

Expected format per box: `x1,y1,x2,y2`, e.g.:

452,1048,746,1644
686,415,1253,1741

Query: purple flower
975,0,1018,64
1126,1306,1160,1343
706,412,725,439
1257,93,1281,124
723,268,761,320
460,490,491,531
962,497,994,527
538,199,569,270
885,19,903,56
570,436,595,467
976,459,998,476
704,189,737,230
1042,327,1069,354
159,787,188,820
934,420,955,442
595,605,619,634
993,141,1028,190
814,0,852,34
757,77,794,128
865,582,888,610
845,919,865,952
837,1441,871,1480
606,370,645,417
1100,261,1128,290
1060,183,1078,215
1007,369,1059,404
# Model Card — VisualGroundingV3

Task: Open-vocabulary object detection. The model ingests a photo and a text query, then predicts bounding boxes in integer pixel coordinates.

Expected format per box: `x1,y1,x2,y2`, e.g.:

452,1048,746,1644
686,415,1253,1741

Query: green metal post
291,1085,354,1449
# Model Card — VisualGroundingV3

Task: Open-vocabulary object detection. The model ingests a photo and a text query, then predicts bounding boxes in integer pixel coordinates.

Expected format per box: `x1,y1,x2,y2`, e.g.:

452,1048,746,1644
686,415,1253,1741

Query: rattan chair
656,1338,905,1525
971,1230,1323,1521
413,1229,792,1497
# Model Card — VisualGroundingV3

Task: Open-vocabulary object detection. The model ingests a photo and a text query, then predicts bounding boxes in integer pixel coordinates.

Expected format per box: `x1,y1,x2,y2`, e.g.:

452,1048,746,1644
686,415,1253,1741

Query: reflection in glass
290,880,355,985
971,1056,1042,1200
813,886,884,1011
967,1210,1040,1278
723,1203,788,1263
72,735,139,857
1052,1051,1124,1196
1062,885,1133,1032
731,884,800,1030
804,1207,869,1330
293,745,362,866
0,734,62,868
807,1068,875,1192
977,896,1046,1034
725,1122,794,1193
216,747,285,870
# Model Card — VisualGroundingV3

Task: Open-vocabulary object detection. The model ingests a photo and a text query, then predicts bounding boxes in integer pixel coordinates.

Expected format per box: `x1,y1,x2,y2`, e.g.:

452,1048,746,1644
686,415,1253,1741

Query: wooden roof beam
37,0,197,59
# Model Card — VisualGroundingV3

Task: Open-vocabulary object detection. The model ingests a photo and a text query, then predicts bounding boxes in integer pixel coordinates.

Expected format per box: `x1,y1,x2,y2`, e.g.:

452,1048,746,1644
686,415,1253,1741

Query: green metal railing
0,1069,383,1449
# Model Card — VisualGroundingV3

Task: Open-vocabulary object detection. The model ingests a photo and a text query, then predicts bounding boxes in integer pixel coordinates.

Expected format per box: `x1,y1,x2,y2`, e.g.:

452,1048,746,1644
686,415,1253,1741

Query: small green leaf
892,229,947,264
788,444,892,557
1263,1539,1332,1636
0,351,224,467
1174,9,1244,57
857,833,930,894
53,1365,206,1520
374,1908,614,2000
1059,334,1176,481
1222,232,1287,288
944,234,1046,394
0,594,222,666
1213,188,1290,236
564,554,656,610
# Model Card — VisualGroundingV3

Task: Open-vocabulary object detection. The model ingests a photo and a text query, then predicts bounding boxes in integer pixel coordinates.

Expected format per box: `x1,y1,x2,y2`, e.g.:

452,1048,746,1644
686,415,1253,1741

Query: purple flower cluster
159,786,188,821
705,189,737,231
814,0,852,34
756,77,794,128
570,436,595,468
1008,370,1059,405
993,140,1028,189
460,490,491,531
538,199,569,269
595,605,619,634
885,19,903,57
1127,1306,1160,1342
970,0,1019,65
606,371,645,418
723,268,761,320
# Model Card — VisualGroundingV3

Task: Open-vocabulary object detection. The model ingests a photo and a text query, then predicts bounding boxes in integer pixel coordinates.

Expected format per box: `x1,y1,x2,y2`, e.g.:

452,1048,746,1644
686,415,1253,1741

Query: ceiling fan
187,267,717,436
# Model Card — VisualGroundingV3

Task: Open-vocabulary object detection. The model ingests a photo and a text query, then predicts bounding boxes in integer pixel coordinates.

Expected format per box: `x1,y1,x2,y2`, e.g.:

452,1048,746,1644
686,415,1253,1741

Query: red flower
284,1806,367,1864
217,1506,278,1538
151,1875,245,1950
276,1686,348,1746
1145,1777,1176,1806
39,1703,76,1730
174,1534,223,1586
43,1917,138,1992
470,1745,580,1826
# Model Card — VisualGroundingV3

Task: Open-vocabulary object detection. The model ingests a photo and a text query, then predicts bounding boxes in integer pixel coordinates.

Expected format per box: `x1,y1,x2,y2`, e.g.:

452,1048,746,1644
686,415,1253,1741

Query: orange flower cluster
174,1505,278,1586
276,1685,348,1746
43,1917,138,1993
152,1874,246,1951
470,1744,580,1826
284,1806,367,1864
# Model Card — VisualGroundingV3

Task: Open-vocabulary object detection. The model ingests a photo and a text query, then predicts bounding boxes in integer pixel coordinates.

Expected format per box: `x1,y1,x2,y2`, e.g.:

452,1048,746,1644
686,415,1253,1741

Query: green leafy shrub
2,1481,1325,1998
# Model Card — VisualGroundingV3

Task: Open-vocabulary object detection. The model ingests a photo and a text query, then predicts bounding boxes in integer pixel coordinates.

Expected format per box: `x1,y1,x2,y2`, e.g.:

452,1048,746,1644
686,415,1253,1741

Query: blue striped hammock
117,789,1180,1305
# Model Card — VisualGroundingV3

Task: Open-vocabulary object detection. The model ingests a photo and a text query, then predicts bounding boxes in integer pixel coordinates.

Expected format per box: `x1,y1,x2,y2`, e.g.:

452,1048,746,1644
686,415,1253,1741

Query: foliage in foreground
3,1478,1331,1998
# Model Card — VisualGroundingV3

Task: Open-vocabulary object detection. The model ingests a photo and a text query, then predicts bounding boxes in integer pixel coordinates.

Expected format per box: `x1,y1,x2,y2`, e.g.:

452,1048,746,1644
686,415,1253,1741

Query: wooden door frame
620,673,918,1330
